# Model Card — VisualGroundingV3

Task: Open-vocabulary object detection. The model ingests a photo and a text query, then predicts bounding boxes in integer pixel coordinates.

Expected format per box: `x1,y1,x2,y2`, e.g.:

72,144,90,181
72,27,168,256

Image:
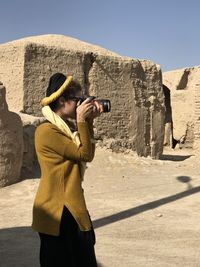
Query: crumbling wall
163,66,200,148
162,85,172,147
140,60,165,158
193,68,200,148
0,34,165,170
89,56,165,158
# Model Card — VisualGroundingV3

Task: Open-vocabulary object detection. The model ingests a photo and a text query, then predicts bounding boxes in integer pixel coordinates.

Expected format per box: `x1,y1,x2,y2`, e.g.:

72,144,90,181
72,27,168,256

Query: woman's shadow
0,226,104,267
0,227,40,267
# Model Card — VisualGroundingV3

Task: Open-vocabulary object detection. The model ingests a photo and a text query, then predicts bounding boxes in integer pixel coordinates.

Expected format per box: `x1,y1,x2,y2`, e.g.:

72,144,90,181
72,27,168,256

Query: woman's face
57,90,83,120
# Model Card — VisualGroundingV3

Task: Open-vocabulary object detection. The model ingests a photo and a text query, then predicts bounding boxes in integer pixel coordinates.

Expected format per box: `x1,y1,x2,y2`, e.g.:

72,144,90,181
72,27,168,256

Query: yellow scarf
41,105,87,180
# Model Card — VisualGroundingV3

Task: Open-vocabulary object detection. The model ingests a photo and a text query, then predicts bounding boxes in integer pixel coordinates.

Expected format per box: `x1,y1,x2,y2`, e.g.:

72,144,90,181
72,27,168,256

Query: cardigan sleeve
35,122,94,162
86,118,96,160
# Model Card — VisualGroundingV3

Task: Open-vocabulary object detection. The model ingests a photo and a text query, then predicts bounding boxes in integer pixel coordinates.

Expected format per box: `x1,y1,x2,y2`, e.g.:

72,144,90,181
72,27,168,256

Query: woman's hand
76,98,94,122
87,100,103,120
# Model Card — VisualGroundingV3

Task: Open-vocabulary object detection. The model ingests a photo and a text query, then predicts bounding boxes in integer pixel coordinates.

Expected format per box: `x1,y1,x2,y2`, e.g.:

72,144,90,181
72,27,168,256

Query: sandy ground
0,147,200,267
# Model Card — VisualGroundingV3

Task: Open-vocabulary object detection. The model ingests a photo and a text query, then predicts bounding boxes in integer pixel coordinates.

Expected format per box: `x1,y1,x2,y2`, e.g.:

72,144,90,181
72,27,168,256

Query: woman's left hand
88,100,103,119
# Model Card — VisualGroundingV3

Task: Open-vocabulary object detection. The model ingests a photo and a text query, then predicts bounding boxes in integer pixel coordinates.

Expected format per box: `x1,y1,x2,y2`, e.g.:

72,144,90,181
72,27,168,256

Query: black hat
41,73,73,106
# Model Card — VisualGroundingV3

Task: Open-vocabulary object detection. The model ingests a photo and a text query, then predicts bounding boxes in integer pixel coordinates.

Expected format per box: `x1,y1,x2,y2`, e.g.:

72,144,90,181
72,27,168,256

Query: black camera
79,96,111,113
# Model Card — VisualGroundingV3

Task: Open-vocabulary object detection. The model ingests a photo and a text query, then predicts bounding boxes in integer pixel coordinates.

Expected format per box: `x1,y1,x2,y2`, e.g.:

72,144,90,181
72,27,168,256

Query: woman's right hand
76,98,94,122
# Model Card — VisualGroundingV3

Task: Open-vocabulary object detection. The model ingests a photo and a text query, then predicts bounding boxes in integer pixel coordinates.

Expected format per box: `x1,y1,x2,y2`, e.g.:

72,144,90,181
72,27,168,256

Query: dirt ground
0,146,200,267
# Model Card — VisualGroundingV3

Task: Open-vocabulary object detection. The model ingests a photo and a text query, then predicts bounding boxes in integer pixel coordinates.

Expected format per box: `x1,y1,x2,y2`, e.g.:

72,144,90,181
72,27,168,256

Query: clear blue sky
1,0,199,71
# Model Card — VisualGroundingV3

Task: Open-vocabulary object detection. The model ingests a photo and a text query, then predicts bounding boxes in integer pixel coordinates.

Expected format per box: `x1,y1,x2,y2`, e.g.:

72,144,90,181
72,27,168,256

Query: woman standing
31,73,102,266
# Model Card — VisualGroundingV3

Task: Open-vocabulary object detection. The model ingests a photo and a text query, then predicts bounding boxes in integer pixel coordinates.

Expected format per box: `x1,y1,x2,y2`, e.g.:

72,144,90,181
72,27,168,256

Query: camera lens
99,99,111,112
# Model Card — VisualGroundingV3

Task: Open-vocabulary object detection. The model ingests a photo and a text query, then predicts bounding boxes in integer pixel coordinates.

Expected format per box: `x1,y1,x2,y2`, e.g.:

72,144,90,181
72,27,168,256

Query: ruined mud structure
163,66,200,149
0,34,165,187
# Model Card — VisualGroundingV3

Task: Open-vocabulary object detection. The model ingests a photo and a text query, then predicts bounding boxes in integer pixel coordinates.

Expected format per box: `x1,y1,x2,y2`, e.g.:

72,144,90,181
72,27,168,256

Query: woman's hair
49,80,82,111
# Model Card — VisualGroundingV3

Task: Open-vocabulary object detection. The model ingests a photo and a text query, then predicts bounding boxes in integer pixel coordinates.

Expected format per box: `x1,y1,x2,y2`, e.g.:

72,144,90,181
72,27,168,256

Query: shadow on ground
0,227,104,267
160,154,193,161
0,227,40,267
93,183,200,229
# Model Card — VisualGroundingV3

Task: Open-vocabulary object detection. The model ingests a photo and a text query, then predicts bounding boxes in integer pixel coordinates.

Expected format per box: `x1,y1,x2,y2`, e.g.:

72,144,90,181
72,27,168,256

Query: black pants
38,206,97,267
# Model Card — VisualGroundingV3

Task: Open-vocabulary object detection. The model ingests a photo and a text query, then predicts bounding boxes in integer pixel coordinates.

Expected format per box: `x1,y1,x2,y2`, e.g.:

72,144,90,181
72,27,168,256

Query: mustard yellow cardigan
31,120,95,236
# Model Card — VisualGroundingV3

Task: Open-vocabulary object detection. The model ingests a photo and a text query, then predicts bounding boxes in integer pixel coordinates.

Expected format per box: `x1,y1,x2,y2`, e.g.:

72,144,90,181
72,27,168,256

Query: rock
0,83,23,187
15,113,45,179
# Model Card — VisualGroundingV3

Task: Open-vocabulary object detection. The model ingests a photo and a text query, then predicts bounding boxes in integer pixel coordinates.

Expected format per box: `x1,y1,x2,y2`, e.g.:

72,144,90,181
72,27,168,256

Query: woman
31,73,102,266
